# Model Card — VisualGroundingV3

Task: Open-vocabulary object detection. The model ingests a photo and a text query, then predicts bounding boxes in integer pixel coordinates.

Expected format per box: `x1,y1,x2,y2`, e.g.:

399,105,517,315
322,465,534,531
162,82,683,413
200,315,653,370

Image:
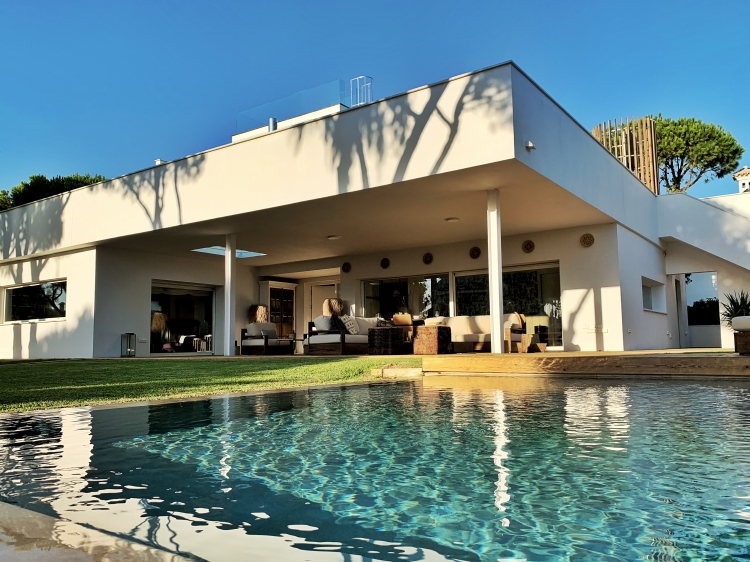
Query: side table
368,327,408,355
413,325,452,355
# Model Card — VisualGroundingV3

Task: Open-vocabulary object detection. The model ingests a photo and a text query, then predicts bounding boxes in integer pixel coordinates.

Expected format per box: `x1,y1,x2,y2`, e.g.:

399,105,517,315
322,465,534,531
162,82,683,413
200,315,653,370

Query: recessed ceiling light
444,217,460,223
327,235,342,240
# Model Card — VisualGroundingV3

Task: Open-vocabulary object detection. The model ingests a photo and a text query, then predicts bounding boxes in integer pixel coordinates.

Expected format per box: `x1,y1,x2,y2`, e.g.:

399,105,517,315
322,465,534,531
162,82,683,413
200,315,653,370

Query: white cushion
340,314,358,334
246,322,277,337
733,316,750,331
313,315,332,331
242,338,293,346
355,317,379,332
424,316,446,326
452,333,493,343
444,316,470,334
472,315,492,333
344,334,368,344
305,334,369,345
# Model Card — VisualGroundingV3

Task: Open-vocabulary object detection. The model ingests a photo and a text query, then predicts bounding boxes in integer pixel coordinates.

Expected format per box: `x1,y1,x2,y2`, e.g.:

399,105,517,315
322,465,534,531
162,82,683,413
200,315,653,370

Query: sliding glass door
361,265,562,347
151,284,214,354
454,264,562,347
502,266,562,347
363,274,450,319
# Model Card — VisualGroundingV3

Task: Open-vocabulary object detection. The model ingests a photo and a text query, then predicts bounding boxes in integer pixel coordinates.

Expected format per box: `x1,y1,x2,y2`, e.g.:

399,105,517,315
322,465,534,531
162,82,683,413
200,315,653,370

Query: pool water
1,377,750,561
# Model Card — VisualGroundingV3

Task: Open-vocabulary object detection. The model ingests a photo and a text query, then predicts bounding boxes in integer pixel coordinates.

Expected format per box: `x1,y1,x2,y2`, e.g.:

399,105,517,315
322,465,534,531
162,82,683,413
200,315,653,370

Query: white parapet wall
231,104,349,143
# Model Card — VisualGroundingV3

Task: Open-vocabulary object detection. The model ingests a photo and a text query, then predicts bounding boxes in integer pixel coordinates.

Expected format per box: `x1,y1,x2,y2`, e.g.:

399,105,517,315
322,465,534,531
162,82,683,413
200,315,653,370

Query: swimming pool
1,377,749,561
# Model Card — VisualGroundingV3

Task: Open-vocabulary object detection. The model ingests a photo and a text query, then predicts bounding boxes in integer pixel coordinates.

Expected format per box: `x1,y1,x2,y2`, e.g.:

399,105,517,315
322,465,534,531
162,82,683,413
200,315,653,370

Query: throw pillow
330,315,347,332
339,314,358,334
313,315,332,331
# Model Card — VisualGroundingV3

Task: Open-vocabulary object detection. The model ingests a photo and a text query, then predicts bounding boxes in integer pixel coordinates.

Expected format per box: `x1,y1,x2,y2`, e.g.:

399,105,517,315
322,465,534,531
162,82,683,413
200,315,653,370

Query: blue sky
1,0,748,198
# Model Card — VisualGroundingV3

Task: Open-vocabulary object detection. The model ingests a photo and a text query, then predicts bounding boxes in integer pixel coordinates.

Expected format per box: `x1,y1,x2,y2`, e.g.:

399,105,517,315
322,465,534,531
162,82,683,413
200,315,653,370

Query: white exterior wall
333,224,626,352
0,249,97,359
510,67,659,244
615,226,673,350
665,241,750,348
94,248,257,357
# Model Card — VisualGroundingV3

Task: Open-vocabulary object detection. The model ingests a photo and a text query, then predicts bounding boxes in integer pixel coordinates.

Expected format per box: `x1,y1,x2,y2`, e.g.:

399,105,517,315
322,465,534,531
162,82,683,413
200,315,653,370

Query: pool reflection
1,377,749,561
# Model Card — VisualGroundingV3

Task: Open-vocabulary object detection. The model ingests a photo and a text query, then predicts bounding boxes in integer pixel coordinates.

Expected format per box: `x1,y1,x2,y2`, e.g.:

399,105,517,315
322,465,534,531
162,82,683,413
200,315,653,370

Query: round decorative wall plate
580,233,595,248
422,252,433,265
380,258,390,269
341,262,351,273
469,247,481,259
521,240,535,253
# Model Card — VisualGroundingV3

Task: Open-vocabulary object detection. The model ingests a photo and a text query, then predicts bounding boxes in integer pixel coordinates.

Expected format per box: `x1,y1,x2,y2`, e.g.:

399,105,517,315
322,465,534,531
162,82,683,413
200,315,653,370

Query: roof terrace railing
236,76,373,135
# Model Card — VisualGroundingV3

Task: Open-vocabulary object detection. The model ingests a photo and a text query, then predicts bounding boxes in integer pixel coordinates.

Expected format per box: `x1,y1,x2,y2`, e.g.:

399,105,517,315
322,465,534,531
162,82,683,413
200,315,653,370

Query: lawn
0,357,422,413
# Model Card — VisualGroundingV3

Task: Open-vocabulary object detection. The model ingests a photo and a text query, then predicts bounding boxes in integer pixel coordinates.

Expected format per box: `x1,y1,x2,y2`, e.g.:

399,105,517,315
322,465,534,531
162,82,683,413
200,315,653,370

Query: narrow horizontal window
5,281,67,322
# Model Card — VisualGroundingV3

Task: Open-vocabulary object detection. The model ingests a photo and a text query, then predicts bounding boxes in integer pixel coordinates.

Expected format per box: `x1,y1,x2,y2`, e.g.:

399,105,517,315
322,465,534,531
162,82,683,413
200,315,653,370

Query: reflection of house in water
564,386,630,450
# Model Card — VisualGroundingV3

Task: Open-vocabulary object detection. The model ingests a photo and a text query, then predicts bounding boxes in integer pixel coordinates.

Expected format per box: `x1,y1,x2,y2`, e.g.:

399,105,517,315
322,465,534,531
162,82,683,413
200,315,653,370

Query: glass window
363,275,449,319
642,285,653,310
455,266,563,346
5,281,67,321
685,272,719,326
455,273,490,316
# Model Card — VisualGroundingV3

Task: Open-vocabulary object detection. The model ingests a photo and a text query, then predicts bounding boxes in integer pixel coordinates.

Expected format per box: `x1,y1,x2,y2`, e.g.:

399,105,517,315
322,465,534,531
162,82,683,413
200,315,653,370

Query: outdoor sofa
240,322,294,355
304,316,378,355
304,312,540,355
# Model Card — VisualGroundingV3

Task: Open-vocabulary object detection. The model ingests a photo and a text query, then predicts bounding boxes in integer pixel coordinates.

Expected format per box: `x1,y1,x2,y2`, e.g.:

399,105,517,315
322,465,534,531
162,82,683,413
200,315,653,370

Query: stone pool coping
0,501,193,562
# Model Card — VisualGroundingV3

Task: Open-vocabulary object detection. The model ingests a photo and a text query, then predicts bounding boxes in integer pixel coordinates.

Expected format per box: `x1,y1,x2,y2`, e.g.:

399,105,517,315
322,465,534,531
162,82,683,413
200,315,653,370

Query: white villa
2,61,750,359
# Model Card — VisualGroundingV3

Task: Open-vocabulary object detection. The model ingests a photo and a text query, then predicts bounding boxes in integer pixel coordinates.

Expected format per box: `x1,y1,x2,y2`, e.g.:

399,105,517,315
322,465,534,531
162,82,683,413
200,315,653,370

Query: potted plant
721,290,750,354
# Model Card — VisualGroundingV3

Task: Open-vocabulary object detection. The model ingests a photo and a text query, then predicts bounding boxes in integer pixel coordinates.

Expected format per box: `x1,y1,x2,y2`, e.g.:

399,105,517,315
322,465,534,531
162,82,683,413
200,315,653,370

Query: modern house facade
2,61,749,359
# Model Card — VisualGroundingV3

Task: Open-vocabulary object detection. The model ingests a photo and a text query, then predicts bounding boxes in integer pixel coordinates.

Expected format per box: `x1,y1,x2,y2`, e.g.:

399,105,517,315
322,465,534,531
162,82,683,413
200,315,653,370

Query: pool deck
421,348,750,378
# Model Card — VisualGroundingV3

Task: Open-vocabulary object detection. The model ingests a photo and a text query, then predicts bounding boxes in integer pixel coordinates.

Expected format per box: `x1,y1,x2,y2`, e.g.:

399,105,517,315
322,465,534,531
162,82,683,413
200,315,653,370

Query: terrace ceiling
104,160,613,267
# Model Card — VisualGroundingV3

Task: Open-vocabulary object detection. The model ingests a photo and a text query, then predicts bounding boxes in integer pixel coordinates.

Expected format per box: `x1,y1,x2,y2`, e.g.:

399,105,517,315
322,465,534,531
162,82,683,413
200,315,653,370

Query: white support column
223,234,237,356
487,189,504,353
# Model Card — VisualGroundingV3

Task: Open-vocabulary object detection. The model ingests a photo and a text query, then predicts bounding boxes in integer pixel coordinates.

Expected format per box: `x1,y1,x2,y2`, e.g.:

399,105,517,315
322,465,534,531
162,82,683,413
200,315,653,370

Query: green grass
0,357,422,413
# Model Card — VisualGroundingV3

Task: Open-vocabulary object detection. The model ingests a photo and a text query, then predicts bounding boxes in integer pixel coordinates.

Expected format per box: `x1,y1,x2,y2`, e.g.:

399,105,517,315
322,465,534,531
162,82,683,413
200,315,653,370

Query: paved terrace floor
135,348,749,377
261,348,746,377
420,348,750,377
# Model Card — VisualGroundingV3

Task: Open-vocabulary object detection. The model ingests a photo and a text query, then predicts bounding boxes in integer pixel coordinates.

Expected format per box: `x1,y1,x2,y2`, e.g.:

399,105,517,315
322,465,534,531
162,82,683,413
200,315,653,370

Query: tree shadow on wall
0,195,71,286
89,153,206,230
0,154,207,358
295,70,512,195
0,153,208,270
